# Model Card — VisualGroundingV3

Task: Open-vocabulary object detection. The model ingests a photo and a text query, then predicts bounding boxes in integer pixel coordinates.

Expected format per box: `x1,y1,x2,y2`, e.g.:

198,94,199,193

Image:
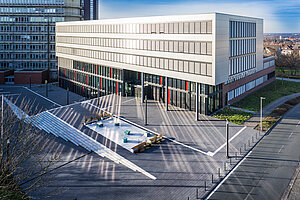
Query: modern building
84,0,100,20
56,13,275,116
0,0,84,82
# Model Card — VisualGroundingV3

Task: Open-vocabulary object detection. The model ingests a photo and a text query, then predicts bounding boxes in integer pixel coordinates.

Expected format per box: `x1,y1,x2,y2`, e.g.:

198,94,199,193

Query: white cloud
100,1,294,33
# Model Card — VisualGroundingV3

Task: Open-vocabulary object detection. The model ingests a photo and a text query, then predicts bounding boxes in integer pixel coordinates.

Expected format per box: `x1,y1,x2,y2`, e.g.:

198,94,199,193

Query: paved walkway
276,77,300,82
243,92,300,128
229,106,256,114
207,102,300,200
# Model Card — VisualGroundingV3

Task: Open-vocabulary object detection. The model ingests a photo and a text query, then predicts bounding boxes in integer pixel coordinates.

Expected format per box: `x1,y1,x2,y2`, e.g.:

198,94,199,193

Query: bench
148,136,158,146
131,142,146,153
84,119,98,126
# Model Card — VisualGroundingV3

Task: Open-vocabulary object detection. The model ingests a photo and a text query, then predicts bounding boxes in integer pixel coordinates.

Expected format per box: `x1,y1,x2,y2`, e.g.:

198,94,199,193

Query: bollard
256,132,258,139
211,174,214,183
224,162,226,171
252,136,254,143
196,188,199,199
204,181,207,191
248,140,250,147
218,168,221,178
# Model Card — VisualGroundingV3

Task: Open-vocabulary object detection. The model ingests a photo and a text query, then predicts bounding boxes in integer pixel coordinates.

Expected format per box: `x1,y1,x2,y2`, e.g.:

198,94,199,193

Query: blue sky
100,0,300,33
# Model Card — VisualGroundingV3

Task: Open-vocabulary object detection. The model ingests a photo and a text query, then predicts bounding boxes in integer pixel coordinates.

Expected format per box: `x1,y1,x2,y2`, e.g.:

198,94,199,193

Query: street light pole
29,74,31,89
45,80,48,97
145,95,148,126
260,97,266,133
98,82,100,107
67,87,69,105
226,118,229,159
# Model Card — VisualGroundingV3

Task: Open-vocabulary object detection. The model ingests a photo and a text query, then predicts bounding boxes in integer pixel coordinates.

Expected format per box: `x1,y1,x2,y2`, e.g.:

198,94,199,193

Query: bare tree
275,52,300,76
275,52,287,73
0,97,61,200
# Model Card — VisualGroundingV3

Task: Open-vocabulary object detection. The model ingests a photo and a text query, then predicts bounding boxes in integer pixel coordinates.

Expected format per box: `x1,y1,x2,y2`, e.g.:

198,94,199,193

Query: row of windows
57,37,213,56
0,34,55,42
227,74,268,101
0,16,65,23
60,71,122,97
56,47,213,76
0,44,55,51
229,39,256,57
57,21,212,34
0,0,65,5
0,25,55,33
229,54,256,76
0,52,56,60
73,61,123,80
0,7,64,14
0,61,57,69
229,21,256,38
263,59,275,69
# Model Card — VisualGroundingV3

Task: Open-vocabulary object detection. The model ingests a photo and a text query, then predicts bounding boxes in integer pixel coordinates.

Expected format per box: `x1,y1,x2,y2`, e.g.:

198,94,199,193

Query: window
195,22,201,34
195,62,201,74
174,23,179,34
189,22,195,33
189,42,195,54
201,22,207,34
184,22,189,34
195,42,200,54
179,22,184,34
207,42,212,55
201,42,207,54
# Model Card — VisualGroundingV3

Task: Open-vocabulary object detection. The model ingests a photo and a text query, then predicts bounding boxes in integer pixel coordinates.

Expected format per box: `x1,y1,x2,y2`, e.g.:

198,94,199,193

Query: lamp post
45,80,48,97
98,82,100,107
29,74,31,89
67,87,69,105
226,118,229,159
145,95,148,126
260,97,266,133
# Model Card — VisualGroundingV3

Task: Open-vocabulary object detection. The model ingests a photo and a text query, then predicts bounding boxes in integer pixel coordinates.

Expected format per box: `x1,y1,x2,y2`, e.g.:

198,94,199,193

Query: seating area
85,117,162,154
3,97,156,180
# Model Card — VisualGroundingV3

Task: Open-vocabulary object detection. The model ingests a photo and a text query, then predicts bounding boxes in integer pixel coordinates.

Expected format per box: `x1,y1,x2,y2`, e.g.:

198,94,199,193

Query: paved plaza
0,85,262,200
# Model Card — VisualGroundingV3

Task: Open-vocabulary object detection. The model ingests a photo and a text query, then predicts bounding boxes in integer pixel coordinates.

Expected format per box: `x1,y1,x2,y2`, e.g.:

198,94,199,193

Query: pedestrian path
243,92,300,128
276,77,300,82
228,106,256,114
4,97,156,180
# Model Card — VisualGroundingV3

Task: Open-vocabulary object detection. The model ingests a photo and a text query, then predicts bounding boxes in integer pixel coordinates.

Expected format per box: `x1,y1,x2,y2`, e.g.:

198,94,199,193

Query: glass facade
0,0,82,80
59,60,222,115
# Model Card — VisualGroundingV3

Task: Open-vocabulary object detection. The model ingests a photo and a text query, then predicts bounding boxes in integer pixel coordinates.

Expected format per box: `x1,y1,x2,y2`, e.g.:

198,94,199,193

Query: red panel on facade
160,76,162,85
87,74,88,85
168,89,170,104
110,68,112,78
95,65,97,74
116,82,118,94
138,72,141,80
100,77,102,89
186,81,188,91
65,69,66,77
75,71,77,81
